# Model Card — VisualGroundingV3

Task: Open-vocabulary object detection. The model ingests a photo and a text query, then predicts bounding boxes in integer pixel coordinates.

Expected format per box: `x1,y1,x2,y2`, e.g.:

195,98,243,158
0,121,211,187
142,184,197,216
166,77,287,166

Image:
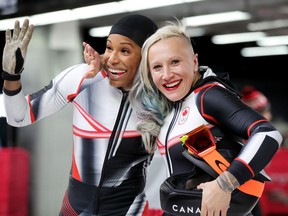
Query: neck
192,72,202,87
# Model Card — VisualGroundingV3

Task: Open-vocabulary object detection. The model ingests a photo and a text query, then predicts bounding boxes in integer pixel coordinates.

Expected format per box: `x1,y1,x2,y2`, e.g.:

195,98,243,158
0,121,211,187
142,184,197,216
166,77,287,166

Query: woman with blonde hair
129,22,282,216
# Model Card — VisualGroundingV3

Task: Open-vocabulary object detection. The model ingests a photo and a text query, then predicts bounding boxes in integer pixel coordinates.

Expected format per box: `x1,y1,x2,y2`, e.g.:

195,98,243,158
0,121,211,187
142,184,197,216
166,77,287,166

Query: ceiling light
257,35,288,46
186,27,206,37
31,10,77,25
248,19,288,31
241,46,288,57
0,10,78,30
183,0,203,2
121,0,181,11
182,11,251,26
211,32,266,44
0,16,29,31
89,26,112,37
0,0,205,31
120,0,203,11
88,22,206,38
72,2,126,19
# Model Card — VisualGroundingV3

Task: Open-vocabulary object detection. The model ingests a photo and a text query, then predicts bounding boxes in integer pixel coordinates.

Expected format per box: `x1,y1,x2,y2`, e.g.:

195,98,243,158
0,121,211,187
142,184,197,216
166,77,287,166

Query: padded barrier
0,147,30,216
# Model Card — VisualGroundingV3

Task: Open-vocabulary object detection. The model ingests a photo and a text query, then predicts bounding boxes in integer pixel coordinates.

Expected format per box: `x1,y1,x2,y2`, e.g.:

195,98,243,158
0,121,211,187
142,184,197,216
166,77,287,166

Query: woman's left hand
82,42,102,78
197,179,231,216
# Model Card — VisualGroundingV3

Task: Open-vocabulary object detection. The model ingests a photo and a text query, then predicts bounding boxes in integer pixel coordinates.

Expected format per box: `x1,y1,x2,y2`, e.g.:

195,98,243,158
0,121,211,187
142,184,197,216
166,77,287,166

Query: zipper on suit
165,102,182,176
94,91,129,214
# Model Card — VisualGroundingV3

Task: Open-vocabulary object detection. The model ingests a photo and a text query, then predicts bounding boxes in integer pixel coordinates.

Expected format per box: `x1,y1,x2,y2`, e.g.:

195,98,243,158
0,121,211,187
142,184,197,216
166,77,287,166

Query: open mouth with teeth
163,80,182,90
108,68,126,77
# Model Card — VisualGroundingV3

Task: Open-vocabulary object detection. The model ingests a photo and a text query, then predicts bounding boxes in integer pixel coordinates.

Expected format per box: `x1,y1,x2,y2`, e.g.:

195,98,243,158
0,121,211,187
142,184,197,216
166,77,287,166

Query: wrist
1,71,21,81
216,171,240,193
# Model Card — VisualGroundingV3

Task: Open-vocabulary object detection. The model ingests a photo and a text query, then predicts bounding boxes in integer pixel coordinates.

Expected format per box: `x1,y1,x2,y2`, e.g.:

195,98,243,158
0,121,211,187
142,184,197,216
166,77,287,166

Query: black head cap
109,14,158,47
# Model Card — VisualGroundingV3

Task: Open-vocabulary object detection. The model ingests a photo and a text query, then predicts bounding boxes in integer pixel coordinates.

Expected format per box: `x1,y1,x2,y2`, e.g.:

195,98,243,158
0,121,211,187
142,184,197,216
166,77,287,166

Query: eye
171,59,180,65
105,44,112,51
121,48,130,55
152,64,162,71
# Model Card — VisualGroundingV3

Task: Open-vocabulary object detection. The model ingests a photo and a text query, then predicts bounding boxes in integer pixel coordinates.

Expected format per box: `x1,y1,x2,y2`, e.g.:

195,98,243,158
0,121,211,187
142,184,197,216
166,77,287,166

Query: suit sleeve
200,84,282,185
4,63,103,127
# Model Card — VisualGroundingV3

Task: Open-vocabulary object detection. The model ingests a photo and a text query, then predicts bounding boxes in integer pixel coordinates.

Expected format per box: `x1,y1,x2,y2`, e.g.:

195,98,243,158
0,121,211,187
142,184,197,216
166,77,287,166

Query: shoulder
196,82,237,101
195,82,244,119
63,63,90,73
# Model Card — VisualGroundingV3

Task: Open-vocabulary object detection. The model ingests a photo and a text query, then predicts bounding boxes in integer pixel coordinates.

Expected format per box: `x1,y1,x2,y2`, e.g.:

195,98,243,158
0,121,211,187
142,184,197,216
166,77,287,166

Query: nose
108,51,120,64
162,66,173,80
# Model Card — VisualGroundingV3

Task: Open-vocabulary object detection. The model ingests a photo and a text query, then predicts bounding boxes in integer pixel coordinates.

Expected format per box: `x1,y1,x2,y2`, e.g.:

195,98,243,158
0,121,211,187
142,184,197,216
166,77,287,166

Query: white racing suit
4,63,152,216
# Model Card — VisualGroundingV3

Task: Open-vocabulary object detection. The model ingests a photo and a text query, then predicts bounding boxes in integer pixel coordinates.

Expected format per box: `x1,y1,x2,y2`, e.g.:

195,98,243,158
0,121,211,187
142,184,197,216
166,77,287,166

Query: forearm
3,88,32,127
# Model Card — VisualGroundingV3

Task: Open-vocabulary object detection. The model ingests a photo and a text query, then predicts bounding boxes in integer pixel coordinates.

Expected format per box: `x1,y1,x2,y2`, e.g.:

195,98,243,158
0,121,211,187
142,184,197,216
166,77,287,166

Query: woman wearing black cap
2,15,157,215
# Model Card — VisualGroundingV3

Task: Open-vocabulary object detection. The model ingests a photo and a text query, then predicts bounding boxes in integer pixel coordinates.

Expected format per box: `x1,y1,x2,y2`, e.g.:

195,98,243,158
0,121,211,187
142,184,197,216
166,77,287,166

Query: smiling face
102,34,142,91
148,36,199,101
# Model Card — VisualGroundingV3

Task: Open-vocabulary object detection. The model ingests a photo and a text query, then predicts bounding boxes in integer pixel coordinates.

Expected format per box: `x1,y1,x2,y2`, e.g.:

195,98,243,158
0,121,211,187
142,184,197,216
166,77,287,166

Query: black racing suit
157,68,282,215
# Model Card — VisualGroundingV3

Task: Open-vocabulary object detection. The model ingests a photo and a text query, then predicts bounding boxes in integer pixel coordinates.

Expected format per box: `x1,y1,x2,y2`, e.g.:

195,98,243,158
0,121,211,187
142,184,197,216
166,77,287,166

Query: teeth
166,80,180,88
109,68,125,74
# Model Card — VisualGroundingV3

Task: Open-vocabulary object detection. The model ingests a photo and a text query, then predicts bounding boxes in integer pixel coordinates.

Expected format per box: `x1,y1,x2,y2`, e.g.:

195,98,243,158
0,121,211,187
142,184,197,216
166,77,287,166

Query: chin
165,94,181,102
109,80,126,89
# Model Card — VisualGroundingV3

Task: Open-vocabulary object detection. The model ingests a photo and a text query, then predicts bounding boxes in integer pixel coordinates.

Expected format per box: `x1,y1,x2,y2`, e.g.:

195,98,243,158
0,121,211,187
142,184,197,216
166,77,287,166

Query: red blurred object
0,147,30,216
240,85,270,113
149,209,164,216
260,148,288,216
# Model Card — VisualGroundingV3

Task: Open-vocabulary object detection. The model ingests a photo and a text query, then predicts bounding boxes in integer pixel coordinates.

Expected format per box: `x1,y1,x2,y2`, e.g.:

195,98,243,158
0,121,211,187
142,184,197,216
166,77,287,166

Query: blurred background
0,0,288,215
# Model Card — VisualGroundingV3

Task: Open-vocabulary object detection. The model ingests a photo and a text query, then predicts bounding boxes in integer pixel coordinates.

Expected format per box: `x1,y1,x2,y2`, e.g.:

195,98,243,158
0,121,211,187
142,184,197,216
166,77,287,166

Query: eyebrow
107,38,134,48
120,42,134,48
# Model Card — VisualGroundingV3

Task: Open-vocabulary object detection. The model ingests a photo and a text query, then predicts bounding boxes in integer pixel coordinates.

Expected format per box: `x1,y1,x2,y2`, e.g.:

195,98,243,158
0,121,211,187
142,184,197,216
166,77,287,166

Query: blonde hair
130,21,192,153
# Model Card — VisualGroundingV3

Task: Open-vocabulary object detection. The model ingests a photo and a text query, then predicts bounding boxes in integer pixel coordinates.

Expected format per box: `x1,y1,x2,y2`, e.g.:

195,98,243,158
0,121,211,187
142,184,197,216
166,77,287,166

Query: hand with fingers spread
82,42,102,78
2,19,34,80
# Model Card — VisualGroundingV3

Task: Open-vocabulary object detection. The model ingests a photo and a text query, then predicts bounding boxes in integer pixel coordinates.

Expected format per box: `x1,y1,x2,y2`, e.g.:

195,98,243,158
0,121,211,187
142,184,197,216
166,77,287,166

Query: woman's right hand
82,42,101,78
3,19,34,75
197,179,231,216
